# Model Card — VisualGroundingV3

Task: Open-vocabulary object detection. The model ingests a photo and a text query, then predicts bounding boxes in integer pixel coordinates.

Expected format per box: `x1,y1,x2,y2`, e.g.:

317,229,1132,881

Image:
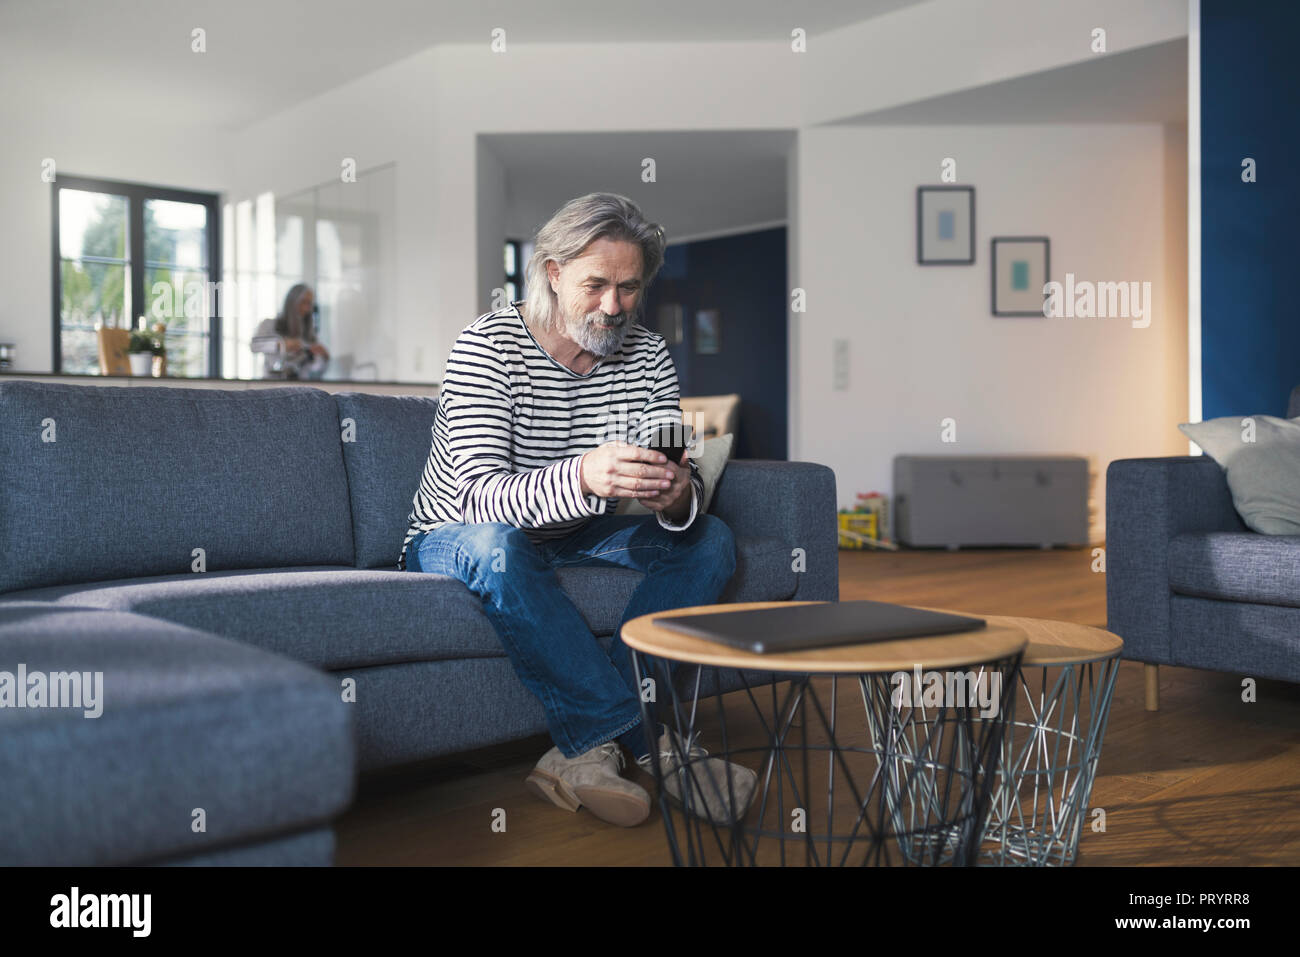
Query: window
53,175,220,377
504,239,522,304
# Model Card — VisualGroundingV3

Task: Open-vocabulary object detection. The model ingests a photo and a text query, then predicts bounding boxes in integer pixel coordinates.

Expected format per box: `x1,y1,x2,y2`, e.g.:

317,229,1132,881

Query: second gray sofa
1106,384,1300,709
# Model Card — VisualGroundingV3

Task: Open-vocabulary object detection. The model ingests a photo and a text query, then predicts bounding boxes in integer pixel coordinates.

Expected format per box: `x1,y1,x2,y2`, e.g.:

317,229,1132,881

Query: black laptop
652,600,985,654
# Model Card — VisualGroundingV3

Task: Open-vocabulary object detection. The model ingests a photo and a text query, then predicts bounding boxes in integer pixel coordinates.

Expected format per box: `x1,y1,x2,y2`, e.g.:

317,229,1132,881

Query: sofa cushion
1,532,797,670
1169,595,1300,682
5,567,508,670
1169,532,1300,609
2,566,638,670
0,602,356,866
0,382,355,594
1177,414,1300,534
333,393,439,569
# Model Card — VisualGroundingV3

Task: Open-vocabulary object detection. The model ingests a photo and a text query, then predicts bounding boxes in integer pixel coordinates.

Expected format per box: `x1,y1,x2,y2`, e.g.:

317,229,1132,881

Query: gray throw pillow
616,432,735,517
1177,415,1300,534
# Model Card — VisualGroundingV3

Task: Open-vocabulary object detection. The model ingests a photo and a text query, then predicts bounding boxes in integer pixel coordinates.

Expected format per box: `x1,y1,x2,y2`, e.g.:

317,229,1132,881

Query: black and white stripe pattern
398,303,703,569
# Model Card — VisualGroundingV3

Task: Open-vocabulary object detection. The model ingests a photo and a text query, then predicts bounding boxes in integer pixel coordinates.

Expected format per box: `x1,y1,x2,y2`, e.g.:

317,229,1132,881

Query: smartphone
645,422,694,465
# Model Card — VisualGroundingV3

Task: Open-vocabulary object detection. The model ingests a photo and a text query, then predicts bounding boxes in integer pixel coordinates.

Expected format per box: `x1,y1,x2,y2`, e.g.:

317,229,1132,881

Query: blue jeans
406,512,737,758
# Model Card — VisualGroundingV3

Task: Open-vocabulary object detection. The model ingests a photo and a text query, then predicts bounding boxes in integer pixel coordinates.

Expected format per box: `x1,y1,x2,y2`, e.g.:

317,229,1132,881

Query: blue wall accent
1201,0,1300,418
643,227,788,459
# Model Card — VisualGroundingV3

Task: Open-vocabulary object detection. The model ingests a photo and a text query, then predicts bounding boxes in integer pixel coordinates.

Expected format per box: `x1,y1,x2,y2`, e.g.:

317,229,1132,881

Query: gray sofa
0,601,353,866
0,380,839,864
1106,385,1300,709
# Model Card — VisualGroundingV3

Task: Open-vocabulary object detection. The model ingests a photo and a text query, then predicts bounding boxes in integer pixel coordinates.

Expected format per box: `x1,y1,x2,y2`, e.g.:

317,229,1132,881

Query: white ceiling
481,36,1188,252
831,38,1188,126
482,130,795,244
0,0,930,131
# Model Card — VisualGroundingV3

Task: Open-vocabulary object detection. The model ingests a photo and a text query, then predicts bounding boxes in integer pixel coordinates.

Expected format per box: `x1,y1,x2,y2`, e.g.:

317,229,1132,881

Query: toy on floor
838,492,898,551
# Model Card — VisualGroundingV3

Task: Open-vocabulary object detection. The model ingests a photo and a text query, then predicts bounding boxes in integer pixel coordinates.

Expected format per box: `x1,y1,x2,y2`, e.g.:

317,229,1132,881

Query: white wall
796,123,1188,542
0,110,230,373
808,0,1187,124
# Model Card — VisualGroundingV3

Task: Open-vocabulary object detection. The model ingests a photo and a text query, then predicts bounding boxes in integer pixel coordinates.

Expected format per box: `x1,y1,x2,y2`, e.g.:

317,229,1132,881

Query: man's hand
647,448,691,520
654,450,693,522
579,441,690,513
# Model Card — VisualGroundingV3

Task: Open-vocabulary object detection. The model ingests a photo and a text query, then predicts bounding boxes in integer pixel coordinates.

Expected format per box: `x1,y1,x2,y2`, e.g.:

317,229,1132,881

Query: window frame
52,174,222,377
504,238,523,304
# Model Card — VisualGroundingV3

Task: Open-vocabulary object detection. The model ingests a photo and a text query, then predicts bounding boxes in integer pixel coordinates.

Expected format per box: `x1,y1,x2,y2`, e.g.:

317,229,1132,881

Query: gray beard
564,306,636,357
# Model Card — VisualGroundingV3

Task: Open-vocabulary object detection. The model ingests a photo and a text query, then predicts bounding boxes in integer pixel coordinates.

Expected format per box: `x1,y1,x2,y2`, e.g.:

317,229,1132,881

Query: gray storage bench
894,455,1089,548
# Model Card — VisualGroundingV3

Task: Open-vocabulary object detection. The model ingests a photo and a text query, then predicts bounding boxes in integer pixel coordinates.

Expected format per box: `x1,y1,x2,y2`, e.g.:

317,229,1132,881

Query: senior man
400,193,756,828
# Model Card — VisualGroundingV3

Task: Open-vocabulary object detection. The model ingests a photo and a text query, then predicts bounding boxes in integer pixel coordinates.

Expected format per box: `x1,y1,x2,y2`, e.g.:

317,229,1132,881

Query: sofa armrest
1105,456,1246,664
708,460,839,602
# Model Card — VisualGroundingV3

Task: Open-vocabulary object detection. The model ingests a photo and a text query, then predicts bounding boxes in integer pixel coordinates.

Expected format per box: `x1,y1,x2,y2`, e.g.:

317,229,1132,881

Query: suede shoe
637,726,758,826
525,742,651,827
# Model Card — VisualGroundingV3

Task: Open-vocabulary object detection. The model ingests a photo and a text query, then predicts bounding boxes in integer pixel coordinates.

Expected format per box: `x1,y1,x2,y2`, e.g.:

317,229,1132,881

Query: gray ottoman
0,602,356,866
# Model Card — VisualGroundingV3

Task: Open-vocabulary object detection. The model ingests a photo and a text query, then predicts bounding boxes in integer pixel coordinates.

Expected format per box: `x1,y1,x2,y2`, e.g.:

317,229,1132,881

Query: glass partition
244,163,397,381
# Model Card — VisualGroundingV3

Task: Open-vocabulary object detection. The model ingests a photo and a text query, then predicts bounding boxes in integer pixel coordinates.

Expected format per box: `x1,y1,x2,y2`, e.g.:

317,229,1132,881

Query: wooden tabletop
622,601,1026,673
919,609,1123,666
621,601,1121,672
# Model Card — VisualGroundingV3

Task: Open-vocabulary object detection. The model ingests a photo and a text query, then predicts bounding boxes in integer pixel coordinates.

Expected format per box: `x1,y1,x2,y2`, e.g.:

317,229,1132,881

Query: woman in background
252,284,330,379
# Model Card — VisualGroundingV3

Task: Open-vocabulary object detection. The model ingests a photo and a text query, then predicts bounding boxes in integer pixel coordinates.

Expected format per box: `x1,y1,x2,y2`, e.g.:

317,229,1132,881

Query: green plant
127,329,160,355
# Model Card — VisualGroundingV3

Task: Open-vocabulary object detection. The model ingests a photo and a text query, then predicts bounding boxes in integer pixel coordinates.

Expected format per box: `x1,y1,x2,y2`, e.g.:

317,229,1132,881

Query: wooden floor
334,546,1300,866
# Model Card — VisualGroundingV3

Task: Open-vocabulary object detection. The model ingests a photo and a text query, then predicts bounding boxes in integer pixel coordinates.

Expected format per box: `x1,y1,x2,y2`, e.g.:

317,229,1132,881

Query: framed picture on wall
695,310,721,354
991,236,1050,316
917,185,975,264
656,303,683,345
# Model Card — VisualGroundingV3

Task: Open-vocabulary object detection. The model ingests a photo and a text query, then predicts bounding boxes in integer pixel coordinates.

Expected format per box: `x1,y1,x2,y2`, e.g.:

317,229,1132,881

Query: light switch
832,338,850,390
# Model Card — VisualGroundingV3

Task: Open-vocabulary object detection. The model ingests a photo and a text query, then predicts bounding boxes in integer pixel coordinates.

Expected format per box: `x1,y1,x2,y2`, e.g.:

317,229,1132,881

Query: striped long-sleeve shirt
398,302,703,569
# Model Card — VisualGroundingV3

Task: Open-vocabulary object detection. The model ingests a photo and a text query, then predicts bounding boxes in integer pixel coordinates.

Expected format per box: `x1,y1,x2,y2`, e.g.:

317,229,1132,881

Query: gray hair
274,283,314,341
522,192,666,330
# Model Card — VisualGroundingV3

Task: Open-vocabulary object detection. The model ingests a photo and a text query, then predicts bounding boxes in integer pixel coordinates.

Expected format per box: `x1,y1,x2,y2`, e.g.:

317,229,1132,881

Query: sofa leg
1144,664,1159,712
